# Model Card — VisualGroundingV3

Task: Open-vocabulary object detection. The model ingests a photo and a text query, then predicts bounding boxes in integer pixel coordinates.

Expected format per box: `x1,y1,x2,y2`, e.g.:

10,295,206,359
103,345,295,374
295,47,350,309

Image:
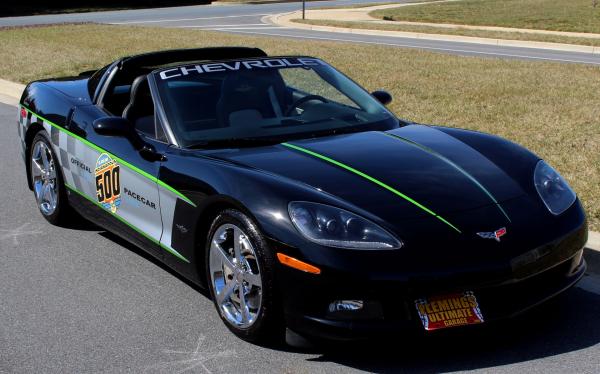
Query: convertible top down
18,47,587,343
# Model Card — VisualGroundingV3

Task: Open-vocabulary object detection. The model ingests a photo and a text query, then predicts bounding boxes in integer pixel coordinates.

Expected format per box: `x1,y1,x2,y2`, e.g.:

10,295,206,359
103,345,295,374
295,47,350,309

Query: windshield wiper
261,118,306,128
186,137,282,149
262,117,339,129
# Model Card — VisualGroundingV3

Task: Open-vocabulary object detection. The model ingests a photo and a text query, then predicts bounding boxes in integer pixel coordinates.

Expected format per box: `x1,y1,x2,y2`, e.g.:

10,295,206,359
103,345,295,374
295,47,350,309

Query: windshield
152,57,398,148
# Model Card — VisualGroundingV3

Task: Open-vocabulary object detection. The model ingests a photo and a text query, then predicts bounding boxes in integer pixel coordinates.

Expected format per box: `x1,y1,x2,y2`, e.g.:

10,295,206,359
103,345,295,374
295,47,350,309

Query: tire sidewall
205,209,281,342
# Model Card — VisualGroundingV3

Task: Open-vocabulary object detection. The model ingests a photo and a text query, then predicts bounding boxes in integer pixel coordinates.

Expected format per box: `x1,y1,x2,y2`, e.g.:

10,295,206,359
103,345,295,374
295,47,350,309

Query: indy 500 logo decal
95,153,121,213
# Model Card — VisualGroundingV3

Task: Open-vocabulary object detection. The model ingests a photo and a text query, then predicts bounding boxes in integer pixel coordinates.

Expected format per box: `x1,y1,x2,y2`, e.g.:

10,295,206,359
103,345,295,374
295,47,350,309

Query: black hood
211,125,527,233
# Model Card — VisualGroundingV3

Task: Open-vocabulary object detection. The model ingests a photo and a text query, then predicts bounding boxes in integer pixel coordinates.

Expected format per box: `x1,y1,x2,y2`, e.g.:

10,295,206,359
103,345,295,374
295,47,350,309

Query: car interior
157,68,367,142
98,60,373,147
161,69,294,132
99,67,167,142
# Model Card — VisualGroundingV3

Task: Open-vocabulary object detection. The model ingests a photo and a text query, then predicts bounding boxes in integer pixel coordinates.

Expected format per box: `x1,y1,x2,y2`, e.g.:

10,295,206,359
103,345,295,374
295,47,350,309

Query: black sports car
17,47,587,343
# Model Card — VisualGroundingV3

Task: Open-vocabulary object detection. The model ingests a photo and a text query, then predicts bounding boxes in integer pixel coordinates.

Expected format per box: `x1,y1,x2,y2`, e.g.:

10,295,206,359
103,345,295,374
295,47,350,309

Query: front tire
206,209,283,343
29,131,71,225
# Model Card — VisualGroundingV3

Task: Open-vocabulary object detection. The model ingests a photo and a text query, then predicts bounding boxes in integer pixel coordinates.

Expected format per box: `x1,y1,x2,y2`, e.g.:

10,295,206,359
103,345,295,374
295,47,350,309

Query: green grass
0,24,598,230
293,19,600,47
371,0,600,34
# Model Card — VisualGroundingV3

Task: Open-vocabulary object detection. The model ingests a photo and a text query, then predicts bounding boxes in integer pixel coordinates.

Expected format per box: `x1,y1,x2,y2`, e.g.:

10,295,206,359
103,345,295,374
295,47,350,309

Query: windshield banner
159,58,323,80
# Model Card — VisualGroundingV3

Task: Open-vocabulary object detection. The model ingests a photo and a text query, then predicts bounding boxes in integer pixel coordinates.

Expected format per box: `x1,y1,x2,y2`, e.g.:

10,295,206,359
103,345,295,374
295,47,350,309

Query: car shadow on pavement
97,230,211,298
61,210,105,231
308,287,600,372
584,248,600,276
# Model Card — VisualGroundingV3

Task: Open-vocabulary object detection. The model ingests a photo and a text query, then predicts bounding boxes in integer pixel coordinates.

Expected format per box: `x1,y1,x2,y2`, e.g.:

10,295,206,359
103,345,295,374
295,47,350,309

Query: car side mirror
92,117,165,162
371,90,392,106
92,117,131,137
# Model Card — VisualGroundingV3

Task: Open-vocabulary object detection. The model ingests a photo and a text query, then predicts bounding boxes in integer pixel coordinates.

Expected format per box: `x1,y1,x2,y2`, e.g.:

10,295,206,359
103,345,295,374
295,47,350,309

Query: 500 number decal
95,154,121,213
96,166,120,201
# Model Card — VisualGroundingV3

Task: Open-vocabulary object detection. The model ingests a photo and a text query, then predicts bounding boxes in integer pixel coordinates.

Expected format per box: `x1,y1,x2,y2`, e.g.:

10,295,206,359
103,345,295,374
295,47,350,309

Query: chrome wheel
31,140,58,216
209,223,263,329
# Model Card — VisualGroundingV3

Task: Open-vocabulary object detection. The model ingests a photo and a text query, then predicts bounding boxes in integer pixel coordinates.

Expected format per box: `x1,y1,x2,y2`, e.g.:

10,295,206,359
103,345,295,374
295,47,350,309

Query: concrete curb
315,2,600,40
585,229,600,274
268,12,600,55
0,78,598,268
369,20,600,40
588,231,600,252
316,0,462,13
0,79,24,106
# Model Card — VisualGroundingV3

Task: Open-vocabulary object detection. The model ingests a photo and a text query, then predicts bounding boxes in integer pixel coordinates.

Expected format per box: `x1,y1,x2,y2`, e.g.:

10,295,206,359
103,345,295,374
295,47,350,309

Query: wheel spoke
41,183,50,203
239,287,250,324
232,227,243,263
33,144,41,163
216,280,236,306
43,183,55,208
211,240,235,271
47,184,56,207
31,158,44,175
40,144,50,171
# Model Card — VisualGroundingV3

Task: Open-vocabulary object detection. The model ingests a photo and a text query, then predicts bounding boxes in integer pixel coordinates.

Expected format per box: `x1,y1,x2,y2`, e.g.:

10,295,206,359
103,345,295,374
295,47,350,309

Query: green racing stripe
281,142,462,234
22,105,196,208
382,132,511,223
65,183,190,263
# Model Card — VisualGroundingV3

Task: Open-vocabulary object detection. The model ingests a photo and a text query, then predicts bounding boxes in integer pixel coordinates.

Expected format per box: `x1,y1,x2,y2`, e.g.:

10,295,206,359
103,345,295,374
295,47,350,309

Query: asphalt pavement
0,0,400,26
1,1,599,66
2,100,600,373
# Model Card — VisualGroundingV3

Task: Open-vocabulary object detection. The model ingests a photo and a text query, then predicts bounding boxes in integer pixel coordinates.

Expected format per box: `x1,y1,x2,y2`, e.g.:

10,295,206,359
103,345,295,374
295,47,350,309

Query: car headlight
288,201,402,249
534,160,576,215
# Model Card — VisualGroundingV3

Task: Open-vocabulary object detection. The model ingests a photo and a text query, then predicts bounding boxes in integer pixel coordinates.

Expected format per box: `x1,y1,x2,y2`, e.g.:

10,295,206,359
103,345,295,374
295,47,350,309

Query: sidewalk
294,2,600,40
586,231,600,275
268,3,600,54
0,79,24,106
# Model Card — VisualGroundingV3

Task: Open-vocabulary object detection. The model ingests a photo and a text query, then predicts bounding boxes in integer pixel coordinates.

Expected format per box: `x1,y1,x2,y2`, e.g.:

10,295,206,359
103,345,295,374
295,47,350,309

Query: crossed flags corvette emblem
476,227,507,242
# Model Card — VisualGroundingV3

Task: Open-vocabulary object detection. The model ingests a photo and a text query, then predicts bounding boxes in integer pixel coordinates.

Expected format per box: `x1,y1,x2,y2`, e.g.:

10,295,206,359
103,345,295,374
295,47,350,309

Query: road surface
2,101,600,373
0,1,599,65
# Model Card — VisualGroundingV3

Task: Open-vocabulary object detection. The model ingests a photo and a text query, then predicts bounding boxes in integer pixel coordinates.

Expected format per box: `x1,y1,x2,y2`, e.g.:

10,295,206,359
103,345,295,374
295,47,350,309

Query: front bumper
276,222,587,341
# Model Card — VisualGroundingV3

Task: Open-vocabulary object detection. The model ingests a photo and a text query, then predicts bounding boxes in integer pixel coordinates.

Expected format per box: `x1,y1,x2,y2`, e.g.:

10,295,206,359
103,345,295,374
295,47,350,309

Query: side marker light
276,253,321,274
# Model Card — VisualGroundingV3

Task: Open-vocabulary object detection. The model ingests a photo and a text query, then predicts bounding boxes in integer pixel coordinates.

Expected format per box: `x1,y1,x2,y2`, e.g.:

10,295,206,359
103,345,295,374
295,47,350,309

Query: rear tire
29,131,72,225
205,209,283,343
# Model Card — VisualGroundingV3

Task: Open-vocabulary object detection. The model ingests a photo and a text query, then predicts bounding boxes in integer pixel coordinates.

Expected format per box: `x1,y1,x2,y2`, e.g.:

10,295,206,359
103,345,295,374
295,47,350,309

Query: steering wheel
284,95,329,116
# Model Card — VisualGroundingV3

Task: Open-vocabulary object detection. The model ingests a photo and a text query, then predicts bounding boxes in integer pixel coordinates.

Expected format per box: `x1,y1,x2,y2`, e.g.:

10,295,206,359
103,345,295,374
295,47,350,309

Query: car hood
210,125,526,231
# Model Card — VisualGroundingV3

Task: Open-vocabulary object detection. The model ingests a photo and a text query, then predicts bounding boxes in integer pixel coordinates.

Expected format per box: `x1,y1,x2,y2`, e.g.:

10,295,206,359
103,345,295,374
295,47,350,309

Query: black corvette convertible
18,47,587,343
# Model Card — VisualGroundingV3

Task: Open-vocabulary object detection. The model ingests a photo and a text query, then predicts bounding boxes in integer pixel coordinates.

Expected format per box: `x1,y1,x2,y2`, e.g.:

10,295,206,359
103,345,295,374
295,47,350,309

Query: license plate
415,291,484,331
